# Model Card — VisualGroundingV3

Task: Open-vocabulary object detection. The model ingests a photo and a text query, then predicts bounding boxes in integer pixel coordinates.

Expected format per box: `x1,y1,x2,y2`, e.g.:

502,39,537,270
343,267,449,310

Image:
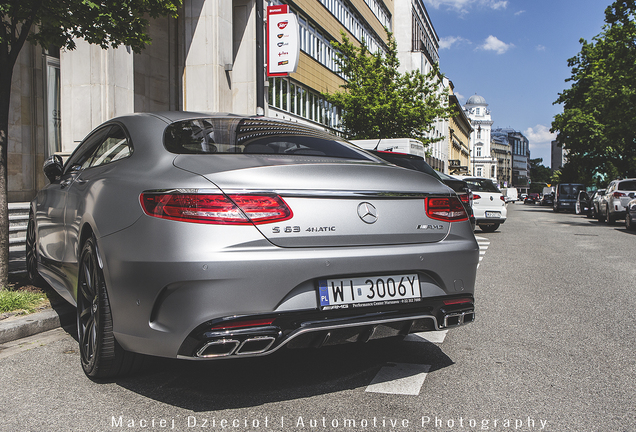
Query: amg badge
417,224,444,230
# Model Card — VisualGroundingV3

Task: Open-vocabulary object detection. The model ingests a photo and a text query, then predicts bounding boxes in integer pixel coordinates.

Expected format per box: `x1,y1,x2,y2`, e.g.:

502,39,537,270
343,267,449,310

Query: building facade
463,94,496,180
394,0,448,172
447,89,471,175
551,139,566,172
490,130,512,188
7,0,394,202
492,127,529,193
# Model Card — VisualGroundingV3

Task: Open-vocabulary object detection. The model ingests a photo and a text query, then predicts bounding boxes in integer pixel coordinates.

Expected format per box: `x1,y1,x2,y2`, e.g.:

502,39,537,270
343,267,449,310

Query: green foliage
0,289,47,314
1,0,180,55
322,30,454,145
552,1,636,181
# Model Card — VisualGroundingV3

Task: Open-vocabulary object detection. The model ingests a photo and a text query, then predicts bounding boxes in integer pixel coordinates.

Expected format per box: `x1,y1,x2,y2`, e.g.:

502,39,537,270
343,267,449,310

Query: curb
0,304,76,344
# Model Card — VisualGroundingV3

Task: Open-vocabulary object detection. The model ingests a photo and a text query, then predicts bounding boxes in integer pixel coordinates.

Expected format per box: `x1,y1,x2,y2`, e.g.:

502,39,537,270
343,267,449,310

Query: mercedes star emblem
357,202,378,224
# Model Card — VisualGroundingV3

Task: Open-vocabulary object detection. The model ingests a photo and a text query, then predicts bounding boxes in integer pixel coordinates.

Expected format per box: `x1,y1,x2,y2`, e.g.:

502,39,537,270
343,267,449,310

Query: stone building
463,94,496,180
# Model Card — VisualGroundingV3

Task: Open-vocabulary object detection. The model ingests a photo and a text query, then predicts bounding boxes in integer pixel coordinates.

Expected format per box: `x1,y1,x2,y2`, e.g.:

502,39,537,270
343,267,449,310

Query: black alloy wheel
77,237,142,378
25,214,42,284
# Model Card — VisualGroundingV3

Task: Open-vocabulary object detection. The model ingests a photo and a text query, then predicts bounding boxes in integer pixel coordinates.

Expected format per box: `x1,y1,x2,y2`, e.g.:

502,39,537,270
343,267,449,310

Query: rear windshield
164,117,372,160
463,178,500,193
618,180,636,191
370,151,440,180
558,184,585,196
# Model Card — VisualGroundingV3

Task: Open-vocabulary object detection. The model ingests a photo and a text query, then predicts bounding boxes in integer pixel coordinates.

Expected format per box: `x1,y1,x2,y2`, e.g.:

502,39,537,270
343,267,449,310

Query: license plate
485,211,501,218
318,274,421,310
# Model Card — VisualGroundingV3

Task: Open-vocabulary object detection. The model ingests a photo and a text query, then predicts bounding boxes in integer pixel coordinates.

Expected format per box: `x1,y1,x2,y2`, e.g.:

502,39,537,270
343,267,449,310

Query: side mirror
43,155,63,182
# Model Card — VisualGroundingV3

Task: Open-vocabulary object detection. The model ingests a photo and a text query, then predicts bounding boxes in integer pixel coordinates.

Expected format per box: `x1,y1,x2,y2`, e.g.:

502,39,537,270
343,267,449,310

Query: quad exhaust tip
196,336,276,358
443,311,475,328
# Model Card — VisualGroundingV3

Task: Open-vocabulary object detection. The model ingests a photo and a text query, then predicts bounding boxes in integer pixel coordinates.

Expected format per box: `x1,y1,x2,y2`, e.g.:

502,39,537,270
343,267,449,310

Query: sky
421,0,611,166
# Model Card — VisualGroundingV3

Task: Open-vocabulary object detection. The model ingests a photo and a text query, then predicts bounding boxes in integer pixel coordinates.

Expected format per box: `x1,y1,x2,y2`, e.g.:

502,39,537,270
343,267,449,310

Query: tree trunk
0,64,13,289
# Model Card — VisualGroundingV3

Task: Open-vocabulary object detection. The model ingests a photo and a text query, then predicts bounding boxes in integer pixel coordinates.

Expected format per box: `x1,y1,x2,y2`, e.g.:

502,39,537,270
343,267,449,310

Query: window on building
476,146,482,157
475,108,480,115
44,55,61,157
476,166,483,177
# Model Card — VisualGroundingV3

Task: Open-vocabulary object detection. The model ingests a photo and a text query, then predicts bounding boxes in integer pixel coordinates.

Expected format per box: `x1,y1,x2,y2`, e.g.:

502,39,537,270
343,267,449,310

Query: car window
63,126,111,175
463,178,500,193
618,180,636,191
164,117,373,161
83,125,132,169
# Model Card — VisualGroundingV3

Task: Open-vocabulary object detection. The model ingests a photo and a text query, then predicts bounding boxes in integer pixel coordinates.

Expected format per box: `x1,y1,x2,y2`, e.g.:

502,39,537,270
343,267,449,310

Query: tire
597,207,606,222
25,214,44,285
626,214,634,231
479,223,500,233
77,237,143,378
606,210,615,225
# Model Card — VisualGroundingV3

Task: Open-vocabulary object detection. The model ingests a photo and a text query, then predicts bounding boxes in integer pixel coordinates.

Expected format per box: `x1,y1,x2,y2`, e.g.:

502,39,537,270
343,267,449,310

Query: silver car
27,113,478,378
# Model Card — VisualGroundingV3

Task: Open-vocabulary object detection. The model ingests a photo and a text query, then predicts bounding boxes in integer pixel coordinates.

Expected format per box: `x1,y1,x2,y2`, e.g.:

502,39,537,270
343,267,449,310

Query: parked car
626,198,636,231
525,193,540,204
598,178,636,224
454,176,507,232
27,113,478,378
368,151,475,230
540,192,554,207
553,183,585,212
575,190,591,215
589,189,606,219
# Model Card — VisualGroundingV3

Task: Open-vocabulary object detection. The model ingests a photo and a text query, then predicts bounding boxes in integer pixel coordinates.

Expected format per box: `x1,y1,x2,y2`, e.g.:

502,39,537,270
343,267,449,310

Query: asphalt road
1,204,634,432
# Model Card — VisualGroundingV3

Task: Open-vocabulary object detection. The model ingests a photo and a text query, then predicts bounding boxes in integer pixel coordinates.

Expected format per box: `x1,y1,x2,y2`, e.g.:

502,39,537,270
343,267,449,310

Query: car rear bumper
97,218,479,358
177,298,475,359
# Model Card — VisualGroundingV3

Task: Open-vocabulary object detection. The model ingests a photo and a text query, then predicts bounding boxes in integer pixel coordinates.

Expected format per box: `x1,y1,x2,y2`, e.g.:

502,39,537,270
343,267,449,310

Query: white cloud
514,10,526,16
478,35,514,54
425,0,507,13
525,125,556,154
439,36,471,50
536,45,546,51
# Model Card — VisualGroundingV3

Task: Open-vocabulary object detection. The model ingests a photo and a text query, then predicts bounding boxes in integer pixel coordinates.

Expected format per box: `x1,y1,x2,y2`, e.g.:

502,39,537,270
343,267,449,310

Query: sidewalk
0,250,76,345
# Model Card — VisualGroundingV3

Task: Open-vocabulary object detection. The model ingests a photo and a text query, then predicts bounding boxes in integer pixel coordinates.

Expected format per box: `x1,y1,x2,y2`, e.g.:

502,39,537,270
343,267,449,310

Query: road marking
365,363,431,395
404,330,448,343
475,235,490,268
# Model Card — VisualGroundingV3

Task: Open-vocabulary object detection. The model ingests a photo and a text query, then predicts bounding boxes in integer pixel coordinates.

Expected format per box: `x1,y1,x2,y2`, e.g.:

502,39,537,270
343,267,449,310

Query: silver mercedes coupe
27,112,478,378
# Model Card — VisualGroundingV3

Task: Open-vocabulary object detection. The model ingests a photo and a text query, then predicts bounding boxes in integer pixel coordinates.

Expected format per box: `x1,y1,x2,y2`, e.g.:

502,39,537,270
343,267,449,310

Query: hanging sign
267,5,299,77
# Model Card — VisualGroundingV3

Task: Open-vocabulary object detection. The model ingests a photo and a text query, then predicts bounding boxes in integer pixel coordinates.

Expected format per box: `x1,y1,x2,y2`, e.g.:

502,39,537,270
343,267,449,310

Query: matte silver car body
29,112,478,377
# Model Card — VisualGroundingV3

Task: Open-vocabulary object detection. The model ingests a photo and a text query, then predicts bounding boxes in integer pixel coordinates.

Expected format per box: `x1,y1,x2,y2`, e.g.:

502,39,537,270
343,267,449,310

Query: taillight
613,192,626,198
472,194,481,200
210,318,275,331
426,196,468,222
459,193,470,205
140,192,293,225
500,195,506,202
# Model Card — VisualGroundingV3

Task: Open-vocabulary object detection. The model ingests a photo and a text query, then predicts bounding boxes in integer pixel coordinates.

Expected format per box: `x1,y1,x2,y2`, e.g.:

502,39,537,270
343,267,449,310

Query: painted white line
365,363,431,395
475,236,490,268
404,330,448,344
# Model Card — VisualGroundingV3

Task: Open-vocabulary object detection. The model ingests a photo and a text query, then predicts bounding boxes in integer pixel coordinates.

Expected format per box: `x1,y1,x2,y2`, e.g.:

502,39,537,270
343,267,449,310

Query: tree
528,158,552,193
323,30,454,145
0,0,180,288
552,0,636,183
